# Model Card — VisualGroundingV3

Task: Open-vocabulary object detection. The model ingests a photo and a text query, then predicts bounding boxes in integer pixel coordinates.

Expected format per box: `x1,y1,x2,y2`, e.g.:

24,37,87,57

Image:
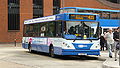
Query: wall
43,0,53,16
0,0,33,43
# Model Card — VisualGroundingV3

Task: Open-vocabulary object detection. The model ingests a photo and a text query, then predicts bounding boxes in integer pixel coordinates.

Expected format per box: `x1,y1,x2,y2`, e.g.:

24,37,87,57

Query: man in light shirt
104,28,114,58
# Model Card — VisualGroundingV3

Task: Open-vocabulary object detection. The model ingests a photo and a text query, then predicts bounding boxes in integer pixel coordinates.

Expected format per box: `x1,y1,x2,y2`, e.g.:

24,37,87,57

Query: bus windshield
64,21,99,40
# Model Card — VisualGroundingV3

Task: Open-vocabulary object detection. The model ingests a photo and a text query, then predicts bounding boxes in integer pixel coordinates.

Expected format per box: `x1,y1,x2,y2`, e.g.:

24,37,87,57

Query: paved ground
0,43,104,68
100,51,120,68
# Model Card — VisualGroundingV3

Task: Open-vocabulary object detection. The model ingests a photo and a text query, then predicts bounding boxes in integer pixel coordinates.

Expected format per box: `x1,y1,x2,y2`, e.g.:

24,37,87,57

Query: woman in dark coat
100,34,106,51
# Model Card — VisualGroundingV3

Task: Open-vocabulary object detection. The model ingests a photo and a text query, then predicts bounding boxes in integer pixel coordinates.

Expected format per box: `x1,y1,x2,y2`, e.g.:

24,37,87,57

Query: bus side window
77,9,85,13
47,22,55,37
110,12,118,19
86,10,93,13
101,12,110,19
55,21,62,37
28,24,34,37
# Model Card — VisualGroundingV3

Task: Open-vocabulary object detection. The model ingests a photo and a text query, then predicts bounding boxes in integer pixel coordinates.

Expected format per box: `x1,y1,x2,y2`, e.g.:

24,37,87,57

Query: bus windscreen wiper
73,37,77,42
89,39,92,42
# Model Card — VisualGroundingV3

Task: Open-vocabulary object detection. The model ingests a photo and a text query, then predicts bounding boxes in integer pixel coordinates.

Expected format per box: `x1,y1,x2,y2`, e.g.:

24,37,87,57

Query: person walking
113,27,120,61
104,32,108,50
104,28,114,58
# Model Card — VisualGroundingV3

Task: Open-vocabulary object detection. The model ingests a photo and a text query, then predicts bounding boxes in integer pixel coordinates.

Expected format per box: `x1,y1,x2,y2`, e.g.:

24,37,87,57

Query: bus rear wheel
49,46,55,58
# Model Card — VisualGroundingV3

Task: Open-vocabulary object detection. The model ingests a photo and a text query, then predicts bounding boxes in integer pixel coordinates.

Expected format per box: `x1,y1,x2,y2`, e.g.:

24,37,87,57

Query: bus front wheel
49,46,55,58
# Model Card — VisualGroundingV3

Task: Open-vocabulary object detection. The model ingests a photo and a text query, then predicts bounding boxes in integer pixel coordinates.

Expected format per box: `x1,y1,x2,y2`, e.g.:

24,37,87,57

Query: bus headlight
63,42,70,48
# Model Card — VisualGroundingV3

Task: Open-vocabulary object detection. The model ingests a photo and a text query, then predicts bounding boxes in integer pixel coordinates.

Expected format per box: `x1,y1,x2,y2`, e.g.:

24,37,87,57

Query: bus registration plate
78,53,87,55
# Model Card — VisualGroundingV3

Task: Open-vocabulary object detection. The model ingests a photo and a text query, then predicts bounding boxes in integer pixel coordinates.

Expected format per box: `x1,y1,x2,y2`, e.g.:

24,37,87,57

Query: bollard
14,39,16,47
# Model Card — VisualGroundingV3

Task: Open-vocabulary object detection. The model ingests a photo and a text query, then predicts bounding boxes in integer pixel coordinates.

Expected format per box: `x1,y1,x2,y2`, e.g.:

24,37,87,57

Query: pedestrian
112,28,118,52
100,34,105,51
113,27,120,61
104,32,108,50
104,28,114,58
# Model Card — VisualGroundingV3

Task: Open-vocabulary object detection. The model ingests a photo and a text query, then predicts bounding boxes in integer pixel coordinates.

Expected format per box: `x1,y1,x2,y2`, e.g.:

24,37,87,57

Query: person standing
111,29,117,52
113,27,120,61
104,28,114,58
100,34,105,51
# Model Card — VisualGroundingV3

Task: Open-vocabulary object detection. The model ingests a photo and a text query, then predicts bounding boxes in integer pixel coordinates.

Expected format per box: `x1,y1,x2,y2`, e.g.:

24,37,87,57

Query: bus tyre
49,46,55,58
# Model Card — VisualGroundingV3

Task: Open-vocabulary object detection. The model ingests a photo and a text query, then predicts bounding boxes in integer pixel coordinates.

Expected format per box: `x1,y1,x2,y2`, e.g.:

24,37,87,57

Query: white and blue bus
60,7,120,34
22,13,100,57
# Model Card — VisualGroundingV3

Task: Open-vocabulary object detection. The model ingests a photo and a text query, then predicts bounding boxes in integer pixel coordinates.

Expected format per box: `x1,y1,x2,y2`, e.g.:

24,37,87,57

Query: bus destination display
69,14,96,20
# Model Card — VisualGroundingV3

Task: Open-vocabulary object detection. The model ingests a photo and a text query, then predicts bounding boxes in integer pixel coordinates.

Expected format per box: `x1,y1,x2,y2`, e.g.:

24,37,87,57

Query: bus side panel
22,37,29,49
54,47,62,55
22,43,29,49
31,44,37,51
31,37,49,53
36,45,49,53
48,38,64,55
31,37,63,54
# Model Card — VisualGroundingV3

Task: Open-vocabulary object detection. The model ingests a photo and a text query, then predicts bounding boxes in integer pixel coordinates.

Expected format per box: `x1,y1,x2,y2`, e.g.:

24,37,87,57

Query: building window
33,0,43,18
53,0,60,15
8,0,20,30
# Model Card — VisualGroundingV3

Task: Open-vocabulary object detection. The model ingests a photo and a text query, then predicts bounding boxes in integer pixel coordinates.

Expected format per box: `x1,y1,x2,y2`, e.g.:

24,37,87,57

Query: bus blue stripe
22,43,100,55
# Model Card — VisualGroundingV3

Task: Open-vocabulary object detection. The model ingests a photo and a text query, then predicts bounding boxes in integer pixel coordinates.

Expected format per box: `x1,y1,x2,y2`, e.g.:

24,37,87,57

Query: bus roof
60,7,120,12
24,13,99,24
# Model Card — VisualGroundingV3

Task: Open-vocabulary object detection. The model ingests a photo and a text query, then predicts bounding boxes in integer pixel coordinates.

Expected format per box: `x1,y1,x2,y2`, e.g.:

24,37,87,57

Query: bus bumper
61,49,100,55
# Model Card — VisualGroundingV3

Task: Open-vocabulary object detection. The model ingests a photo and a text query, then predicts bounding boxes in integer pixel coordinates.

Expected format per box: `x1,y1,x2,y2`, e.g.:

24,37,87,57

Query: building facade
0,0,119,43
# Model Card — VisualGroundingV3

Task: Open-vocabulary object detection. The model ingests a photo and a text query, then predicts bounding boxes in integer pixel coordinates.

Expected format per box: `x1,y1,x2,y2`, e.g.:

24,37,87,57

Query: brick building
0,0,119,43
